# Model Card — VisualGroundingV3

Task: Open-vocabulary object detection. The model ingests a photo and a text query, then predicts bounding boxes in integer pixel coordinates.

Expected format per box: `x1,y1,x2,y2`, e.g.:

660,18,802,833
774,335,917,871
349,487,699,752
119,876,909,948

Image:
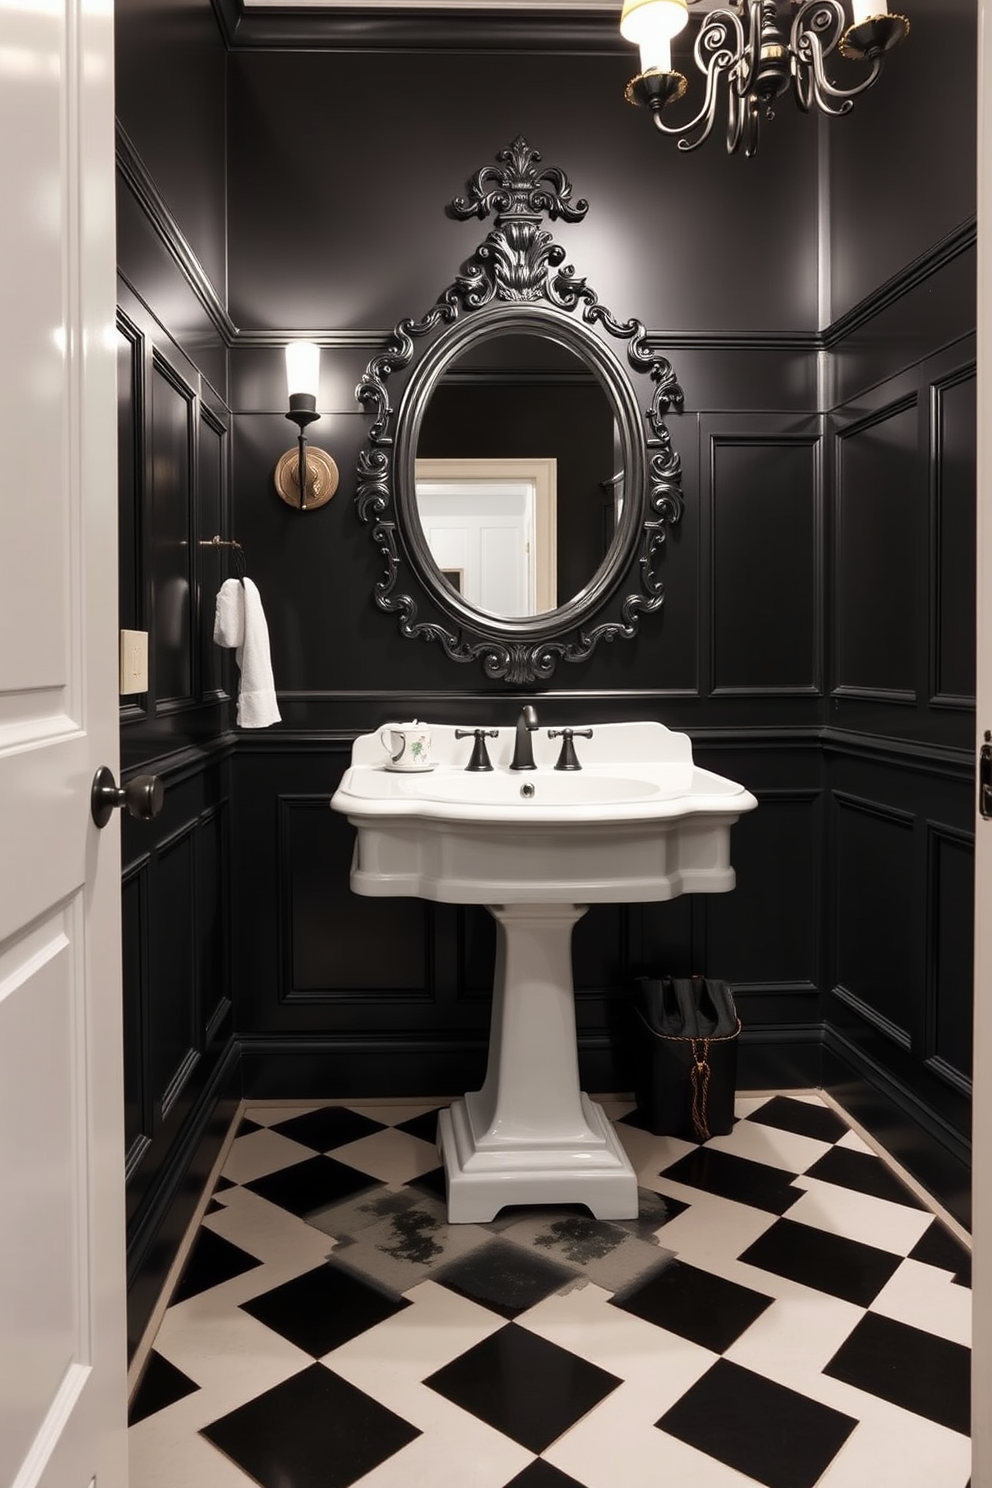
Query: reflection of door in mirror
416,458,557,617
415,333,616,616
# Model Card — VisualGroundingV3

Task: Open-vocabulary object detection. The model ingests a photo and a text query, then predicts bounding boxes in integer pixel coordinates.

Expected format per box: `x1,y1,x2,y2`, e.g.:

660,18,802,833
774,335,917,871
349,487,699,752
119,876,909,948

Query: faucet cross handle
455,728,498,772
548,727,594,772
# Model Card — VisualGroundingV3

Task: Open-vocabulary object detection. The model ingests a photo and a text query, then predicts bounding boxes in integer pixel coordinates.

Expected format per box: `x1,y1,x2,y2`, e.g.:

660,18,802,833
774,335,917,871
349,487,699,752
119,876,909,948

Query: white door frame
972,6,992,1481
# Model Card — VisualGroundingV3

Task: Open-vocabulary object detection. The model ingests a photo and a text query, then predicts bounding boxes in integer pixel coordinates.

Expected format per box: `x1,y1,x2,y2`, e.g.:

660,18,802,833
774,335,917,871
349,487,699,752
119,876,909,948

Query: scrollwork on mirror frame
355,136,685,686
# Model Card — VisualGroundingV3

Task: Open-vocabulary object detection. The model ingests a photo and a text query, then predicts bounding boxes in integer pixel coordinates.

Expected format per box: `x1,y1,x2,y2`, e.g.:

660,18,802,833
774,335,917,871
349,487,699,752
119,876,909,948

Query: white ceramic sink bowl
331,720,756,1224
331,721,757,904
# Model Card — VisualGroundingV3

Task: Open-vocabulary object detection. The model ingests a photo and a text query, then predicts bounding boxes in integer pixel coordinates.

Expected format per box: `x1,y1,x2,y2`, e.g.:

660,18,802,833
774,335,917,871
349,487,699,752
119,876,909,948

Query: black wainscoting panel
927,823,974,1094
704,790,821,1011
118,314,143,639
198,409,228,700
279,795,430,998
198,802,230,1041
833,399,920,700
149,822,199,1124
122,857,151,1196
831,793,915,1049
150,354,195,706
932,367,977,706
709,430,820,694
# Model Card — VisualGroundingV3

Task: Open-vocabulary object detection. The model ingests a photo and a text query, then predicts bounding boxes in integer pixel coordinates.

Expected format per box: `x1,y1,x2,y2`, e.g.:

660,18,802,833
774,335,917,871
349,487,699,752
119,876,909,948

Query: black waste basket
632,976,740,1142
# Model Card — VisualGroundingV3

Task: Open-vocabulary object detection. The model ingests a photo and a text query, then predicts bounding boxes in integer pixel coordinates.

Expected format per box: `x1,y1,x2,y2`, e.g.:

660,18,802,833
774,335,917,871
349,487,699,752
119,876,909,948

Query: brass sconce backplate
274,447,339,510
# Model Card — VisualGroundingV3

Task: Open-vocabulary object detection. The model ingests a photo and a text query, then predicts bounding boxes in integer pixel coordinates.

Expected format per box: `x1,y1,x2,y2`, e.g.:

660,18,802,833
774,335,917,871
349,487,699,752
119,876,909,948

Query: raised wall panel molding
820,727,974,778
930,365,977,708
832,791,915,1053
833,396,921,701
277,793,433,1002
830,982,912,1051
705,427,822,696
924,819,974,1092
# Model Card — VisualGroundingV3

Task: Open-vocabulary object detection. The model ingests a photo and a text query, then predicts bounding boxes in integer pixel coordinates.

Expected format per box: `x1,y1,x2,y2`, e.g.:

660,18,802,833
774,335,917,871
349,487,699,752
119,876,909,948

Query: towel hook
200,535,245,579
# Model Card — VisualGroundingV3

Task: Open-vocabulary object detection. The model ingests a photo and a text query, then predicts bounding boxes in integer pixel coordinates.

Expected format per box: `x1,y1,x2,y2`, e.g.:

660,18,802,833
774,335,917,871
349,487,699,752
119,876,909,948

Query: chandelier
620,0,909,157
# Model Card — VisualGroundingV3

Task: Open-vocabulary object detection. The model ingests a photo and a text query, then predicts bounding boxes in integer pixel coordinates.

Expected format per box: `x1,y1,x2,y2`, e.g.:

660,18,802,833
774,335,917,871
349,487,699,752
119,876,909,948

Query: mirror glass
414,333,622,620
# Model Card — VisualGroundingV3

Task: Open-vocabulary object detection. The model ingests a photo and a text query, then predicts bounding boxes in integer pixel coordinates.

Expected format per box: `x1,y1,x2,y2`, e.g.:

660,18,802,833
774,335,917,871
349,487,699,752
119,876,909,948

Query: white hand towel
213,577,281,728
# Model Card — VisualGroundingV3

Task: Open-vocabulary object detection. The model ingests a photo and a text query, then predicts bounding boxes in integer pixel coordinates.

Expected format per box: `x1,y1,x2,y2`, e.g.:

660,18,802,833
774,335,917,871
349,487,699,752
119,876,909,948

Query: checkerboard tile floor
128,1094,972,1488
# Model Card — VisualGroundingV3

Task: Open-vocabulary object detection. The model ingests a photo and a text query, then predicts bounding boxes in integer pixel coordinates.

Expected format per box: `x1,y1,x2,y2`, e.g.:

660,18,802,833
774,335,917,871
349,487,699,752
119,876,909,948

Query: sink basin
331,721,756,1223
332,722,756,905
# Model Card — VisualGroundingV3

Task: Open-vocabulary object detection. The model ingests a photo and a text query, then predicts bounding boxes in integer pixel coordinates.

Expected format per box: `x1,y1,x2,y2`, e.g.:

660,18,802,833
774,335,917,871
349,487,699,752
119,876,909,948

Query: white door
0,1,128,1486
975,5,992,1482
418,480,535,614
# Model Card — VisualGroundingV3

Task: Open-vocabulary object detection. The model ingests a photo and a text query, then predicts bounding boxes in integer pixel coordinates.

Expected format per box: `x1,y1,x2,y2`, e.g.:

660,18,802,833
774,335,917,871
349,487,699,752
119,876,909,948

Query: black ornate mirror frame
356,137,685,685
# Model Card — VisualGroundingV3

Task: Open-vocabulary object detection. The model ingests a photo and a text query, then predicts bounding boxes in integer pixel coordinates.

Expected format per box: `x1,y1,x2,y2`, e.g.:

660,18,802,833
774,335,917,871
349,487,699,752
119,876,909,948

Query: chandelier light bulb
619,0,688,49
639,32,672,74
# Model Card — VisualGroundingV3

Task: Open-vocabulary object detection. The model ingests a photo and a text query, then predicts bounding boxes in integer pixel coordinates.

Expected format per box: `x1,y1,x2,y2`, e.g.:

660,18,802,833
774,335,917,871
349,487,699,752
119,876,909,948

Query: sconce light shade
285,341,321,404
274,341,338,512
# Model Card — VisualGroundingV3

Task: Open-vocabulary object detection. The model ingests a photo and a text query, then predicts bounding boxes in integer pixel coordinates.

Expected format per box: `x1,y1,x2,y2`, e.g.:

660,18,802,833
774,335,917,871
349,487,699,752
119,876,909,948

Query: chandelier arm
725,0,764,102
791,0,885,113
649,11,743,153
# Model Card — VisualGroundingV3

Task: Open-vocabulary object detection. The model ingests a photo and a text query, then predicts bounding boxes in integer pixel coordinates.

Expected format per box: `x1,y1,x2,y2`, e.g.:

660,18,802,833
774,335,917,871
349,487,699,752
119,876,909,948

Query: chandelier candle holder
621,0,909,157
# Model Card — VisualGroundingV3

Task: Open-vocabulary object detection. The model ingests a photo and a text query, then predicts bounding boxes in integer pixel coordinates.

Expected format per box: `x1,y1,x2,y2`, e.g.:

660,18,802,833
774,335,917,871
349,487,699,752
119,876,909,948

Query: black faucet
510,705,538,770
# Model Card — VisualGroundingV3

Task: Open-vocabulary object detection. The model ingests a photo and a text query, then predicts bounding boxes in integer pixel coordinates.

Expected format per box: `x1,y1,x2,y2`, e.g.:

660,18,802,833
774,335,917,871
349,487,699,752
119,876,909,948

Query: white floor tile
814,1401,971,1488
203,1184,334,1273
331,1126,442,1183
220,1126,317,1185
129,1407,259,1487
707,1116,831,1174
869,1257,972,1347
347,1404,532,1488
786,1177,936,1256
350,1102,444,1127
152,1300,312,1425
725,1288,868,1380
548,1399,770,1488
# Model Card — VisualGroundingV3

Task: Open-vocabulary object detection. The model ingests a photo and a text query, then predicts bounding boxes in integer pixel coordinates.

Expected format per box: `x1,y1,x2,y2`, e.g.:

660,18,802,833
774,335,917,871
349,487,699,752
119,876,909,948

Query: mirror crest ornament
356,137,685,684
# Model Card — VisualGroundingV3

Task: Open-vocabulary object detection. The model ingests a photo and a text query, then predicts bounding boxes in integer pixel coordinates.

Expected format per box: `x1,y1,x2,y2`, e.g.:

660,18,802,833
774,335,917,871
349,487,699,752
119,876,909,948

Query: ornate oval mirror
356,138,685,684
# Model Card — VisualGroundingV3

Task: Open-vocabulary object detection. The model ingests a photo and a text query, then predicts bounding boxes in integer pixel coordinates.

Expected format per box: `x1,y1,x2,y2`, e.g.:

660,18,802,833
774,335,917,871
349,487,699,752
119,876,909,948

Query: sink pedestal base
438,903,639,1223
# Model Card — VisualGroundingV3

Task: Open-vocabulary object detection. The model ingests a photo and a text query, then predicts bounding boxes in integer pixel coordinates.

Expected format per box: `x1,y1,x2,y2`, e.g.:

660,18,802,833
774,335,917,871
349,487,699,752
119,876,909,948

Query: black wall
114,0,978,1348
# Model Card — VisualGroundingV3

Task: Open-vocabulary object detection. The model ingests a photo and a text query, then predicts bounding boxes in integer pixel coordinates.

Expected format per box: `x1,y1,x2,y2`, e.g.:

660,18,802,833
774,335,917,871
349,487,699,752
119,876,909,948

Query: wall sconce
621,0,909,158
273,341,339,511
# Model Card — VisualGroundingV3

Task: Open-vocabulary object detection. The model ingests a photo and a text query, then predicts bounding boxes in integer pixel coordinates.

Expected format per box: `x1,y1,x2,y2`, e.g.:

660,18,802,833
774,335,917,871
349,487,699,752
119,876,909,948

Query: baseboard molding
238,1025,825,1104
822,1031,971,1229
126,1036,241,1360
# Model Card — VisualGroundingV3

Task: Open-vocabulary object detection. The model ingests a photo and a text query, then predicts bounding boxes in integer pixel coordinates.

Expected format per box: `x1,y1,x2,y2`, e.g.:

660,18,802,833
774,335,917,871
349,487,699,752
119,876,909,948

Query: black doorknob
91,766,164,828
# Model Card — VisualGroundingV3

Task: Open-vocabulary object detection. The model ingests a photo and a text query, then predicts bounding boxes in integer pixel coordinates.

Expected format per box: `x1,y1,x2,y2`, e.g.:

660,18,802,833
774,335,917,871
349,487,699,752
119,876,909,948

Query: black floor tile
394,1108,442,1144
213,1174,236,1193
746,1096,849,1145
739,1217,903,1306
658,1358,858,1488
611,1259,774,1352
660,1147,803,1215
244,1154,378,1218
269,1106,386,1153
424,1322,622,1453
128,1350,199,1425
203,1197,224,1216
802,1145,928,1209
240,1261,411,1355
406,1164,448,1202
434,1238,577,1319
201,1363,420,1488
236,1117,263,1136
170,1226,263,1304
824,1312,971,1436
909,1219,972,1287
505,1461,588,1487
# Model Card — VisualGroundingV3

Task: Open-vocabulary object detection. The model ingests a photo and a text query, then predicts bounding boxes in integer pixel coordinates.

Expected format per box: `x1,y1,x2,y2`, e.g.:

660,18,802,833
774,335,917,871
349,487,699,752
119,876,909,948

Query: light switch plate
120,629,148,695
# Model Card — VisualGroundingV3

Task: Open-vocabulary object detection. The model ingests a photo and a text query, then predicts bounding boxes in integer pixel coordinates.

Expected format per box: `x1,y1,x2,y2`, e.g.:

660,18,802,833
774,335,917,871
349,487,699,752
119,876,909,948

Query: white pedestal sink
331,721,756,1222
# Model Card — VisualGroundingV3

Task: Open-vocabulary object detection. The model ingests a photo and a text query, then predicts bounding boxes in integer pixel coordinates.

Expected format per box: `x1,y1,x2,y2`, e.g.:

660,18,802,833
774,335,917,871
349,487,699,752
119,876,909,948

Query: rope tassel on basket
633,977,741,1142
